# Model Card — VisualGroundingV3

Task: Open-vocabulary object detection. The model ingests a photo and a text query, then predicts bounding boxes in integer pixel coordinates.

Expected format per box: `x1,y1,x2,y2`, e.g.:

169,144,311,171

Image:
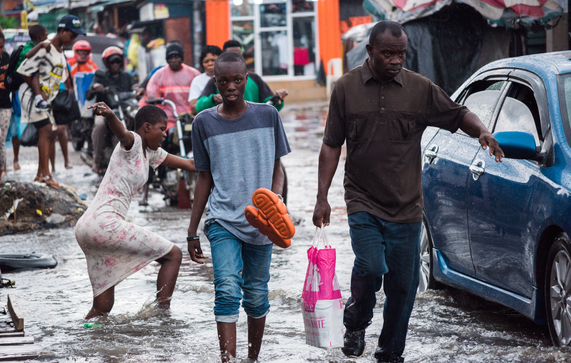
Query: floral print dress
75,132,172,297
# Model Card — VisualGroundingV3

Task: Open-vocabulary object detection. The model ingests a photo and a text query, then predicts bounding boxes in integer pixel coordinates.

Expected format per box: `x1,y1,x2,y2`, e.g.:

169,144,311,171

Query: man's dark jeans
344,211,421,359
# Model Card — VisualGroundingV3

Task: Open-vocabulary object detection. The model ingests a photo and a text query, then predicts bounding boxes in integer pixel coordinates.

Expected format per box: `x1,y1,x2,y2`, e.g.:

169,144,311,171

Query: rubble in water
0,180,86,235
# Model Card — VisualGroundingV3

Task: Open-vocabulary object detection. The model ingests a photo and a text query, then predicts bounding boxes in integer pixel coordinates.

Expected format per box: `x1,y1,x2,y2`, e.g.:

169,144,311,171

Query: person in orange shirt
68,40,97,77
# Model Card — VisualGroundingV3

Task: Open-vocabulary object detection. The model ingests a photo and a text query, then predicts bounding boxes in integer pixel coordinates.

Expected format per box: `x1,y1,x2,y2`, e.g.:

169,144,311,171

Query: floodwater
1,105,571,362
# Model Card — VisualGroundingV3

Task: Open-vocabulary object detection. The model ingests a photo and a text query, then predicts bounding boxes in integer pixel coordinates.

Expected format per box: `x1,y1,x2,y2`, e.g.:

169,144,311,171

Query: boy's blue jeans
207,222,273,323
344,211,421,359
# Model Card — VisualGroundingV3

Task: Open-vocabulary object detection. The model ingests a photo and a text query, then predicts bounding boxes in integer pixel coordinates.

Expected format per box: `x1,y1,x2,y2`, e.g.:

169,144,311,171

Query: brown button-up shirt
324,60,468,223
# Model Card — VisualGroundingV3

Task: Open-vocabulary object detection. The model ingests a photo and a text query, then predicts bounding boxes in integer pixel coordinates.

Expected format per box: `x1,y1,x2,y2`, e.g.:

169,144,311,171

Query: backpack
5,45,25,91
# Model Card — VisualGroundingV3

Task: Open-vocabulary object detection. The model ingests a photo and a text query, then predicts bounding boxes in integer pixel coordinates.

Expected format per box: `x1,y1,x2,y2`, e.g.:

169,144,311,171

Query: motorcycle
75,88,138,173
145,98,194,207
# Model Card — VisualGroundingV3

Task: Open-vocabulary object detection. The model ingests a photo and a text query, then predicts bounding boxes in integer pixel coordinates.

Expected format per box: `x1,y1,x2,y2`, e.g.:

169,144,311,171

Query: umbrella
364,0,566,27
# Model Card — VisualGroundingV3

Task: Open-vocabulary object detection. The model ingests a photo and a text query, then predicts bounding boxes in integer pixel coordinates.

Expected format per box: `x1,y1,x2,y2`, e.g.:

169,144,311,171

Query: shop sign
140,3,154,21
154,4,169,19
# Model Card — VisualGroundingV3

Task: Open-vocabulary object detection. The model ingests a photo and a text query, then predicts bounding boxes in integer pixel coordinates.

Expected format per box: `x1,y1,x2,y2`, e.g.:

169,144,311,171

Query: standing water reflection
0,107,570,362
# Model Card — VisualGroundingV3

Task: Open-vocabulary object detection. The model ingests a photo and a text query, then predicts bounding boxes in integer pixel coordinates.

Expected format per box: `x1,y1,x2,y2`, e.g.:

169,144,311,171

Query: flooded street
1,106,571,362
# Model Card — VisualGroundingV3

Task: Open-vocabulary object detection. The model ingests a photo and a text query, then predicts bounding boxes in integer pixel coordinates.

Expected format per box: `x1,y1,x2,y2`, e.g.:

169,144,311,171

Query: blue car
420,51,571,347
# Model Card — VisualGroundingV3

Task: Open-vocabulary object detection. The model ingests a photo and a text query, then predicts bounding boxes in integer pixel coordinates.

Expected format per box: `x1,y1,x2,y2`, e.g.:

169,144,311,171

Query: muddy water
1,107,570,362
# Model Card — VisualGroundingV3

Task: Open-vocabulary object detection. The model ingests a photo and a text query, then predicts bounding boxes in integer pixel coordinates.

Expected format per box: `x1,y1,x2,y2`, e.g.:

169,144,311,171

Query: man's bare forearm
459,111,491,138
316,143,342,201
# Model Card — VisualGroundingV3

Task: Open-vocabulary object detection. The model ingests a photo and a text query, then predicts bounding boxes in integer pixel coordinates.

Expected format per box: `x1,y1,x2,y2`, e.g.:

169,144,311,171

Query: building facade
205,0,342,103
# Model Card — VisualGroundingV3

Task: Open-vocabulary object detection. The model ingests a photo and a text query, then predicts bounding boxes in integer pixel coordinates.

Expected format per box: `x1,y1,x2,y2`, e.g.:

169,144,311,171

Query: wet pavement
1,106,570,362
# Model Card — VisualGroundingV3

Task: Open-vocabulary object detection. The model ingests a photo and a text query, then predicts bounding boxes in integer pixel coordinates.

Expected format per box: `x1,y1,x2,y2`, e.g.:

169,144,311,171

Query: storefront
205,0,342,102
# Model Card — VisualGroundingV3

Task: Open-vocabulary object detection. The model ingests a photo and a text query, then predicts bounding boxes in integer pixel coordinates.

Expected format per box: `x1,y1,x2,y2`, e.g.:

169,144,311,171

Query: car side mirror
493,131,537,159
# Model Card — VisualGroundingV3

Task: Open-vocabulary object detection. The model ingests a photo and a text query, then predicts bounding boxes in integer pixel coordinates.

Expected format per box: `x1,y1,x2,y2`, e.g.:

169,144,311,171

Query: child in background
0,32,12,180
187,51,291,362
75,103,196,319
17,25,52,110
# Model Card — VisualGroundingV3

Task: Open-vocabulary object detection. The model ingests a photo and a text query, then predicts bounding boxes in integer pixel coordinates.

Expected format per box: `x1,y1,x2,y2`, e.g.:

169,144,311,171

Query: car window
457,81,505,135
494,83,542,148
558,75,571,149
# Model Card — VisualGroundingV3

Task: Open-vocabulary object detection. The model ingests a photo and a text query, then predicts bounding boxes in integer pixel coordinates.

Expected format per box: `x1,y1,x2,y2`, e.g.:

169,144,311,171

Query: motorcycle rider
145,42,200,130
68,40,98,77
139,42,200,206
86,46,135,174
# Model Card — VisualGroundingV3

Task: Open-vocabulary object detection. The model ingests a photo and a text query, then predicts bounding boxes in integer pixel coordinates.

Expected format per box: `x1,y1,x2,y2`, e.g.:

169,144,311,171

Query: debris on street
0,181,87,235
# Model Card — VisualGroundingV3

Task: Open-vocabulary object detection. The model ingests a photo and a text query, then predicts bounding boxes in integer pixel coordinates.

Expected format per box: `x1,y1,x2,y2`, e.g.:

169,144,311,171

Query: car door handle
424,144,439,164
469,160,485,181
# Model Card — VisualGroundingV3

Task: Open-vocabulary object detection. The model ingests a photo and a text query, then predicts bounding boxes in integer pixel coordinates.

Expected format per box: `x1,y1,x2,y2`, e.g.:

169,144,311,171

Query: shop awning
364,0,566,27
88,0,135,11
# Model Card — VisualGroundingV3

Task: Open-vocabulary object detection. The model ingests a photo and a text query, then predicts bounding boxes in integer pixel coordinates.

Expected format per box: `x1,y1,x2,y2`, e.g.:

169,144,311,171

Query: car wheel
545,233,571,346
418,219,441,292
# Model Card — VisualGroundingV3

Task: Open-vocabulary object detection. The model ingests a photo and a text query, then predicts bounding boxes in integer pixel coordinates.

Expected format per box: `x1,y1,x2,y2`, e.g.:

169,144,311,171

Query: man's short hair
29,25,47,43
135,105,168,130
0,32,5,42
223,40,242,51
369,21,407,46
214,51,247,74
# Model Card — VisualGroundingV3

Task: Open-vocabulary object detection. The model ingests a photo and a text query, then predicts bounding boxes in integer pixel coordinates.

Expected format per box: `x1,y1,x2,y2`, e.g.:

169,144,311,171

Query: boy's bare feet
13,161,20,171
65,163,73,170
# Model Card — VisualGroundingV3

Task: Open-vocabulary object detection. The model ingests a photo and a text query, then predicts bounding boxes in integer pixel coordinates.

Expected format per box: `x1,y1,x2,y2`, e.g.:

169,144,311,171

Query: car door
422,73,509,277
467,71,549,298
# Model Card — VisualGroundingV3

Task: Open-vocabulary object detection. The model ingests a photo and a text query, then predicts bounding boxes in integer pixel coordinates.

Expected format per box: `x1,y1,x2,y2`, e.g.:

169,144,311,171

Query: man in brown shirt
312,22,503,363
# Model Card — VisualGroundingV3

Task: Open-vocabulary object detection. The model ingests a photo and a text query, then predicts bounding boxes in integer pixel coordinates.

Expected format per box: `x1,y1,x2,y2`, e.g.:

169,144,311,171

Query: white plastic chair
326,58,343,98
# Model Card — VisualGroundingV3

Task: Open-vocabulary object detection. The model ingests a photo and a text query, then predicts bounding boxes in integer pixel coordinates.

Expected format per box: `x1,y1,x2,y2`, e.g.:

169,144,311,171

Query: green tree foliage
0,16,19,30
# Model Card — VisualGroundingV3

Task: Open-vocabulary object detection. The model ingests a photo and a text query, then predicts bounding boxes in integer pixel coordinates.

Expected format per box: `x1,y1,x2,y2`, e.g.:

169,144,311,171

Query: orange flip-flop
245,188,295,248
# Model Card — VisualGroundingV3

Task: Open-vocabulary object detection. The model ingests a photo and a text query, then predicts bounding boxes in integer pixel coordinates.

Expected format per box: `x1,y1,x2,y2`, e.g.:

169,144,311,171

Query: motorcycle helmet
102,46,124,68
73,40,91,64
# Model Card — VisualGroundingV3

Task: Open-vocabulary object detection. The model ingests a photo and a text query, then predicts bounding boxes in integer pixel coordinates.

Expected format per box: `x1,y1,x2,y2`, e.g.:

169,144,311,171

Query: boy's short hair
214,52,247,74
135,105,168,130
29,25,47,43
0,32,5,42
223,40,242,51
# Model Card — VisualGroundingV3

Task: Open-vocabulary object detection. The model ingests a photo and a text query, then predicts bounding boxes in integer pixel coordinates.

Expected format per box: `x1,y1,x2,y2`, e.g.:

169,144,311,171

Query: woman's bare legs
49,125,71,172
85,286,114,319
155,245,182,308
49,136,56,173
56,125,71,169
84,246,181,319
37,123,55,181
12,136,20,170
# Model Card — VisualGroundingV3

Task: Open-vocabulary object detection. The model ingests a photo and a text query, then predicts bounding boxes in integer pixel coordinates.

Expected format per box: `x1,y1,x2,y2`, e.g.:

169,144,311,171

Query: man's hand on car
479,131,504,162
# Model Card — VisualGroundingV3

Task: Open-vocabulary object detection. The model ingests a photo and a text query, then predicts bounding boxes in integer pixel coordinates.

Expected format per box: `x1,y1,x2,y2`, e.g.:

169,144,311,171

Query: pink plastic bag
301,227,344,348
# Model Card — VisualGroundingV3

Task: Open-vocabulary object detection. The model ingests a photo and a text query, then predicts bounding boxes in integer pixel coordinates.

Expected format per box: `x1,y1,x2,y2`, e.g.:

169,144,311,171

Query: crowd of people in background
0,15,289,191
